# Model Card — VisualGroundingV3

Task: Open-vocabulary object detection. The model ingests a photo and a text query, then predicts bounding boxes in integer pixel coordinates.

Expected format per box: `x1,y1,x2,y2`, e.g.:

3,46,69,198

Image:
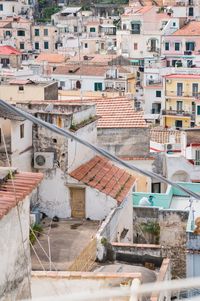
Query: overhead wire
1,99,200,200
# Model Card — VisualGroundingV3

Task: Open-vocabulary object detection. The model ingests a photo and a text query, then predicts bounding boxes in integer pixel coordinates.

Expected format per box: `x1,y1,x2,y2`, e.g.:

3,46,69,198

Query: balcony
146,79,162,85
162,109,192,117
147,47,160,53
166,91,199,98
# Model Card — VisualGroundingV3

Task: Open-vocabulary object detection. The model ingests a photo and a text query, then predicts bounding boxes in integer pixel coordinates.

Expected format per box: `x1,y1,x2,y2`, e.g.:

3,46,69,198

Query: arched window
76,80,81,89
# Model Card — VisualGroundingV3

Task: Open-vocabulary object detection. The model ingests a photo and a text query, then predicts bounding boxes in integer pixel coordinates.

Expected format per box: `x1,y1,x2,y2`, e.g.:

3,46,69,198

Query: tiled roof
0,171,43,219
173,21,200,36
165,74,200,79
70,156,135,203
44,97,148,128
95,98,148,128
36,53,68,64
0,46,21,55
53,65,107,76
150,128,181,143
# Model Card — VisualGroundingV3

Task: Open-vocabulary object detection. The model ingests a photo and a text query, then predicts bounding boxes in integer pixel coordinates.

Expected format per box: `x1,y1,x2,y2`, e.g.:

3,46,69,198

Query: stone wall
97,127,150,158
133,207,188,278
44,82,58,100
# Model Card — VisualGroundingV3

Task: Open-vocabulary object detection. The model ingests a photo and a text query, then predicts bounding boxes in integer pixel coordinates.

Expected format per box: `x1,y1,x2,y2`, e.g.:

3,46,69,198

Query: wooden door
70,188,85,218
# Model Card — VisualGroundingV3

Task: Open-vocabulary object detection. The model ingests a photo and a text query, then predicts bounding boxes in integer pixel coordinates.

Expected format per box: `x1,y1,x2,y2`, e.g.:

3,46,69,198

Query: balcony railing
162,109,192,116
166,91,199,97
147,47,160,53
147,79,162,85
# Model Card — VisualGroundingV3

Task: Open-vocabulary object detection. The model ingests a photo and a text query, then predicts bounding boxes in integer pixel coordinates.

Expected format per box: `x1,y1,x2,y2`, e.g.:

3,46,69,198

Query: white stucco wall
0,196,31,300
86,187,117,220
52,74,105,92
68,121,97,172
38,168,71,218
11,120,32,154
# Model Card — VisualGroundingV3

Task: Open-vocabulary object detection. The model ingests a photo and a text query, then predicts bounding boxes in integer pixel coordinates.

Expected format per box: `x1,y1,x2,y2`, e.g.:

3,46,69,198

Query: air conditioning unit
34,152,54,169
164,143,174,152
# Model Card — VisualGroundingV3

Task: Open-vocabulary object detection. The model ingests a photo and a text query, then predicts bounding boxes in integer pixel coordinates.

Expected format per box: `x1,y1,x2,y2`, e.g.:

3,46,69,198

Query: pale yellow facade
0,82,58,103
163,76,199,128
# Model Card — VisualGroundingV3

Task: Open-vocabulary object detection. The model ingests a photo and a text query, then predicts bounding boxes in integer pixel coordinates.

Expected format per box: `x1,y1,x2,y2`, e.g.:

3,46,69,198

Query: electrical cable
0,98,200,200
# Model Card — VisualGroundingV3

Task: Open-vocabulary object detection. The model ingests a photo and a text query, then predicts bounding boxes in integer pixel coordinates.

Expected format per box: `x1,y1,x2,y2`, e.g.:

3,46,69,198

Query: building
0,104,33,171
162,74,199,128
0,79,58,103
0,45,21,68
95,97,150,158
32,24,59,53
162,21,200,68
0,168,43,300
52,65,107,91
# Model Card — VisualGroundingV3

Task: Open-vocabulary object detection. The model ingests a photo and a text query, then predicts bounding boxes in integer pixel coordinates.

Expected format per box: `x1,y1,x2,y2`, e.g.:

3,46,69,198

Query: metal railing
162,109,192,116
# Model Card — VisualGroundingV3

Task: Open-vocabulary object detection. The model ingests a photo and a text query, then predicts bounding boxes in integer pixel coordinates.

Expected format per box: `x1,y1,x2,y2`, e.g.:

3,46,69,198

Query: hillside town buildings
1,0,200,300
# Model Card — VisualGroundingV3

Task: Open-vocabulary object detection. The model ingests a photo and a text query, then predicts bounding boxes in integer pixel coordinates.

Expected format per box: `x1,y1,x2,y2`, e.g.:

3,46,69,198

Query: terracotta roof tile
0,45,21,55
36,53,68,64
53,65,107,77
70,155,135,203
173,21,200,36
0,171,43,220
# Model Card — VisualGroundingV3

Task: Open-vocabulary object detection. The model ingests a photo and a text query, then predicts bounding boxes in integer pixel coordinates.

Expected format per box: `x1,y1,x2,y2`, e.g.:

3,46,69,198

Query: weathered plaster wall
38,168,71,218
0,196,31,301
97,127,150,158
96,194,133,261
68,121,97,172
85,187,117,220
133,207,188,278
159,210,188,279
44,82,58,100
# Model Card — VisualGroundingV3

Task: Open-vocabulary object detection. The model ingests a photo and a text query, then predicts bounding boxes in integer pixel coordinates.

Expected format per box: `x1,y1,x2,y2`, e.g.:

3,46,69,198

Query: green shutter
197,106,200,115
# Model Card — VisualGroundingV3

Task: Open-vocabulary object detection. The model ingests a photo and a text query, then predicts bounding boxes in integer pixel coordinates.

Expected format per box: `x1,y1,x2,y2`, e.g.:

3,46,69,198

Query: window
177,101,183,112
20,124,24,139
131,22,140,34
5,30,11,36
0,128,1,144
17,30,25,36
192,83,198,97
195,150,200,165
186,41,195,51
189,7,194,16
84,43,88,48
90,27,96,32
175,42,180,51
19,85,24,91
74,26,77,32
173,22,176,27
134,43,138,50
44,28,48,36
34,28,39,36
177,83,183,96
165,42,169,51
175,120,183,128
123,24,127,30
0,4,3,11
60,81,65,87
151,183,161,193
44,41,49,49
197,105,200,115
156,90,161,97
20,42,24,49
1,58,9,67
94,82,103,91
35,42,39,50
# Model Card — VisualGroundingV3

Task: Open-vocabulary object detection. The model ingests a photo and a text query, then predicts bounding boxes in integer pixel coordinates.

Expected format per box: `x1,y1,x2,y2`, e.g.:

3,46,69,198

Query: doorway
70,187,85,218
